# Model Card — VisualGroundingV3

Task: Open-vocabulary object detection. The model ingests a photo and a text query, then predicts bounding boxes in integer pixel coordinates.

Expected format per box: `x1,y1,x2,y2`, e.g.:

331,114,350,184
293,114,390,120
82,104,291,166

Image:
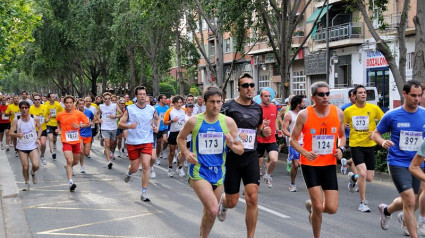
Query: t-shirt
257,103,277,144
0,104,10,124
80,109,94,138
99,103,118,130
45,101,64,127
125,101,133,106
56,109,89,144
163,107,186,133
222,99,263,166
5,104,20,125
126,104,155,145
193,104,206,115
29,104,49,131
344,103,384,147
155,104,170,131
341,102,353,139
376,106,425,167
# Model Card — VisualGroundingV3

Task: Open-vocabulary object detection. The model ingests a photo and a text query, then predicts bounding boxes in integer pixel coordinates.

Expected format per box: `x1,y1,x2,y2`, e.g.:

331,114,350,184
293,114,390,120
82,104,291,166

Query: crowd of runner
2,75,425,238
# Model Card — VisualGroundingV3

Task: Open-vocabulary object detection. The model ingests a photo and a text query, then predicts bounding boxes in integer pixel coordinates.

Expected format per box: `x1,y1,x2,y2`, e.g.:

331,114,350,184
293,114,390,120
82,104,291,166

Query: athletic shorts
350,146,375,170
91,126,98,137
46,126,58,136
0,123,10,132
167,131,179,145
18,149,35,155
81,136,92,144
301,164,338,190
41,129,47,137
224,156,260,194
256,142,278,158
389,165,423,194
101,129,117,141
288,146,300,161
127,143,153,160
189,163,225,186
116,129,122,136
62,143,81,154
152,133,157,149
157,130,168,138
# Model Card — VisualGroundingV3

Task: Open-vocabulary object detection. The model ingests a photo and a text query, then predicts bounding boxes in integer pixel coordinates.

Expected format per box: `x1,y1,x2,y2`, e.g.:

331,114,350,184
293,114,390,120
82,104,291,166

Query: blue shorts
189,163,225,186
288,146,300,161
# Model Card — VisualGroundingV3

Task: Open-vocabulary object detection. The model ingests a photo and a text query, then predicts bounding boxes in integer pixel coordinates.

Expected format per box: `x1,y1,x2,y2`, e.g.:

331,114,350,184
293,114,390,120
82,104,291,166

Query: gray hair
311,81,329,96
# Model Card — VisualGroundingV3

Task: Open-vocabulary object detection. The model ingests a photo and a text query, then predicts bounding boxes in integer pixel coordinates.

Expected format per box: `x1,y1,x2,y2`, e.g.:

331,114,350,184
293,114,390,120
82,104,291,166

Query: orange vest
300,105,340,166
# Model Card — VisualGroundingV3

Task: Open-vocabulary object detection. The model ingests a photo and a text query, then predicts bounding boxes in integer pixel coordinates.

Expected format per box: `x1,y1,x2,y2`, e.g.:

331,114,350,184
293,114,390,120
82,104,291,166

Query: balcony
292,35,305,47
378,13,401,31
313,22,364,48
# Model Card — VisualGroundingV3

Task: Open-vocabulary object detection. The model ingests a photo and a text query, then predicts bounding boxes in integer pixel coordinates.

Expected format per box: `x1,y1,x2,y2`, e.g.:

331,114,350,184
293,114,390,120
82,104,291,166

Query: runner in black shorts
218,73,271,238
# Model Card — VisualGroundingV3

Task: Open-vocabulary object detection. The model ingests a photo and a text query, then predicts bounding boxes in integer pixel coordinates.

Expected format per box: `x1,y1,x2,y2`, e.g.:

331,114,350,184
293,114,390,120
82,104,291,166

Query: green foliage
189,87,200,96
159,82,176,96
375,133,390,173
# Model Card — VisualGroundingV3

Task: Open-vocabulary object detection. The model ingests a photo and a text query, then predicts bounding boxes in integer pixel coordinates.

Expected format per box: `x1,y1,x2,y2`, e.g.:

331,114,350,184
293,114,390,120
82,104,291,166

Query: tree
413,0,425,81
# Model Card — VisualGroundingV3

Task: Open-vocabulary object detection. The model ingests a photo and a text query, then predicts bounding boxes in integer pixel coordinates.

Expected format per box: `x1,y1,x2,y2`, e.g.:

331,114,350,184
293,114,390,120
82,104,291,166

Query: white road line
238,198,291,219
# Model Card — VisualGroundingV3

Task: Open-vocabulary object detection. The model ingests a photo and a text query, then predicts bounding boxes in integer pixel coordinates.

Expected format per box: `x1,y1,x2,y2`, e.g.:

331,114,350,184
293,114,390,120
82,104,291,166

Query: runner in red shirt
0,96,11,150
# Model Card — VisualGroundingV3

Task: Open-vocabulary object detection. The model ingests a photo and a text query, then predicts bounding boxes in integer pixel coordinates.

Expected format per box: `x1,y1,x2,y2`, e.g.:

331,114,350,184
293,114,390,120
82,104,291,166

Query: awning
306,5,332,24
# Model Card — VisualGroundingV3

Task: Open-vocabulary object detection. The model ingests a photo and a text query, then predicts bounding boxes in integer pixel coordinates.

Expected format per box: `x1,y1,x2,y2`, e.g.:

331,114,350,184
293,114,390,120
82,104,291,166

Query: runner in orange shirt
56,96,90,191
290,81,345,238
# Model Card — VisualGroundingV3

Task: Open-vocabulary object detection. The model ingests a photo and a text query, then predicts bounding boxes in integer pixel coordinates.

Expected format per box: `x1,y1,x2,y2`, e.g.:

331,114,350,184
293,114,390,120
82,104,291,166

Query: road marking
31,207,136,212
238,198,291,219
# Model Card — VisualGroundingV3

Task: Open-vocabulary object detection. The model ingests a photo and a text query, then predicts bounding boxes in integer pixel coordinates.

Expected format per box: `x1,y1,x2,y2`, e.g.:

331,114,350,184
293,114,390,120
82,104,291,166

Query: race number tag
239,128,256,150
1,114,8,120
175,120,184,130
352,116,369,131
38,116,45,124
399,130,423,151
312,135,335,155
50,109,56,117
198,132,224,154
21,131,35,143
159,113,165,121
65,130,79,142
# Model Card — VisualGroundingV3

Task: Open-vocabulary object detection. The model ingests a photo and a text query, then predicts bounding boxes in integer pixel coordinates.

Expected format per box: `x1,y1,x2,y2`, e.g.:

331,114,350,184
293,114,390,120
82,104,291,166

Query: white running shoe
23,183,30,191
150,167,156,179
167,168,174,177
397,212,410,236
358,200,371,212
340,158,348,175
124,172,131,183
139,164,142,171
347,172,356,193
217,193,227,222
172,155,178,164
31,173,38,184
80,167,86,174
41,156,47,165
263,174,272,188
305,199,312,224
418,219,425,236
378,203,391,230
156,159,161,166
141,191,150,202
289,184,297,192
176,167,185,177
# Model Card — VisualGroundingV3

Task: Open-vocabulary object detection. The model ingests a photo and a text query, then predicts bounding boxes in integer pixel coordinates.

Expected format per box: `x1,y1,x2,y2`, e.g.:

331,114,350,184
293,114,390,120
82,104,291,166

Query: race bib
312,135,335,155
198,132,224,154
175,121,184,130
21,131,36,143
1,114,9,120
38,116,45,124
352,116,369,131
159,113,165,121
50,109,57,117
239,128,256,150
65,130,79,142
399,130,423,151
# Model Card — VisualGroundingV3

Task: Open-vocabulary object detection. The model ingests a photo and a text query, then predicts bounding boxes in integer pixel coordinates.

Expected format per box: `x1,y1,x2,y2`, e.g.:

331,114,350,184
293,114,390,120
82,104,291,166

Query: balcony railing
313,22,363,43
381,13,401,30
292,35,305,45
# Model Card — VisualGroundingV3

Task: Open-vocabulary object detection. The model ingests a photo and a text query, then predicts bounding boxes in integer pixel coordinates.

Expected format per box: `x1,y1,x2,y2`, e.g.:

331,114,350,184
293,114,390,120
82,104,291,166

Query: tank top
191,113,228,167
126,104,155,145
300,105,340,166
99,103,117,130
16,116,37,151
288,110,303,144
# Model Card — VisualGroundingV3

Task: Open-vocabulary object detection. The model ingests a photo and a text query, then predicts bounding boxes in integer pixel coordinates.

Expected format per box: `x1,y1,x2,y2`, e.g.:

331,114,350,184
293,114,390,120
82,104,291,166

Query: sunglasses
34,98,41,101
104,98,111,100
240,83,255,88
315,92,330,97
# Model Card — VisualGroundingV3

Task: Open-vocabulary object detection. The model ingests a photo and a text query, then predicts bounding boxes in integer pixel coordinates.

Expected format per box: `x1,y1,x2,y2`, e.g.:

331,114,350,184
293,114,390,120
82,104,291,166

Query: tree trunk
151,57,159,97
128,42,136,98
176,28,184,95
413,1,425,82
215,26,224,87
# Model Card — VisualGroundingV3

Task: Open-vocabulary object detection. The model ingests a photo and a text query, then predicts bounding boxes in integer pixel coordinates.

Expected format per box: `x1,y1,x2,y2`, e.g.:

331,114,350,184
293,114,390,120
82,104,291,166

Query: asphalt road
0,140,418,238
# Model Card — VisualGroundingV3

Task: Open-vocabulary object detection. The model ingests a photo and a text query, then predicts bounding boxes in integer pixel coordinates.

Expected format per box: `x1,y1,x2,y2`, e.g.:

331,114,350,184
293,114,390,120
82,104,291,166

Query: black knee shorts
256,142,278,158
41,129,47,137
167,131,179,145
350,146,375,170
224,156,260,194
46,126,58,136
389,165,423,194
301,164,338,190
0,123,10,132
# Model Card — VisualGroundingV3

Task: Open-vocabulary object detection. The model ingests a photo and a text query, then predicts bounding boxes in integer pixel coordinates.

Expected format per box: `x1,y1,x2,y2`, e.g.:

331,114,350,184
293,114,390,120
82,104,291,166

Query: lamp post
325,0,330,83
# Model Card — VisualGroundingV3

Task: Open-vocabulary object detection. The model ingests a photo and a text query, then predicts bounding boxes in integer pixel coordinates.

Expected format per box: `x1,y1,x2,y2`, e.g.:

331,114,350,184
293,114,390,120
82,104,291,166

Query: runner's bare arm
118,110,136,129
335,108,346,159
409,153,425,182
225,116,244,155
281,112,292,137
372,130,394,149
9,118,20,138
115,106,123,119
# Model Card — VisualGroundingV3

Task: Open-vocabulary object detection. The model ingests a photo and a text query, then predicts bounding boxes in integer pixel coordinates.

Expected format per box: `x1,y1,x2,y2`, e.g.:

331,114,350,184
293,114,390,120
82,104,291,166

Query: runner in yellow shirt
45,93,64,160
5,95,21,156
29,94,49,165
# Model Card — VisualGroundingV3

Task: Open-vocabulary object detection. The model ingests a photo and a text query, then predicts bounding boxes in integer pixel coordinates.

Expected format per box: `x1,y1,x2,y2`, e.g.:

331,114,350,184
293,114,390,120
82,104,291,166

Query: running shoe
108,162,113,169
397,212,410,236
217,193,227,222
305,199,312,224
15,151,18,157
31,173,38,184
1,144,3,150
378,203,391,230
150,167,156,179
156,159,161,166
358,200,370,212
289,184,297,192
52,153,56,160
347,172,356,193
172,155,178,164
286,159,291,174
41,156,47,165
340,158,348,175
139,164,142,171
69,183,77,192
80,167,86,174
141,191,150,202
124,172,131,183
6,145,9,151
263,174,272,188
176,167,185,177
111,152,115,160
23,183,30,191
167,168,174,177
418,219,425,236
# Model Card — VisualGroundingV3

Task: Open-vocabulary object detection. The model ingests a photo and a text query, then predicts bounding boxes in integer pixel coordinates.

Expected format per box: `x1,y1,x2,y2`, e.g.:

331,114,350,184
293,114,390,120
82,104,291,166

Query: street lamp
261,64,267,71
332,54,339,64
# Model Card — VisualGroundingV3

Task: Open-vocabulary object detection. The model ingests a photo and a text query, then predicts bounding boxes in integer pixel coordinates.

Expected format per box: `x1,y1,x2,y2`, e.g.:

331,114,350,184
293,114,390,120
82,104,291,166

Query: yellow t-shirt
343,103,384,147
5,104,20,125
125,101,133,106
29,104,49,131
45,101,64,127
91,103,99,111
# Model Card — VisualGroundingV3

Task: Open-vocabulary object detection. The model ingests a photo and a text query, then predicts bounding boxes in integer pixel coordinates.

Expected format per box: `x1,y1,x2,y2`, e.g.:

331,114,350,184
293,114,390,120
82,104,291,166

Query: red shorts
81,136,92,144
127,143,153,160
62,143,81,154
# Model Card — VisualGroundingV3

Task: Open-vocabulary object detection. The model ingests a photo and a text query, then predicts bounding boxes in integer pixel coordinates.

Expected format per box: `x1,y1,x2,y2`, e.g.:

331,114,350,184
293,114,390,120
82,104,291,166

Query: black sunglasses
240,83,255,88
315,92,330,97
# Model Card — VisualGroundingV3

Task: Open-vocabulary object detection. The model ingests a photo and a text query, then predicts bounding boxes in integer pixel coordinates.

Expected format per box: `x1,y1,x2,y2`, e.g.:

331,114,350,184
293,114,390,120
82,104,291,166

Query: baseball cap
185,103,194,107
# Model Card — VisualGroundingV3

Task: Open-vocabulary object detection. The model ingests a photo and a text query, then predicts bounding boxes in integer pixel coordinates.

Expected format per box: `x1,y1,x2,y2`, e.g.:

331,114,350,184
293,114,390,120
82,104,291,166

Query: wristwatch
339,146,345,153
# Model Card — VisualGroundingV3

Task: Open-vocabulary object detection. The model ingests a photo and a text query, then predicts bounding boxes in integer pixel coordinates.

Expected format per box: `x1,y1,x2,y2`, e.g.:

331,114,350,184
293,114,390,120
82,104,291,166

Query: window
407,52,415,70
225,38,231,53
292,71,306,95
273,64,281,76
259,75,270,90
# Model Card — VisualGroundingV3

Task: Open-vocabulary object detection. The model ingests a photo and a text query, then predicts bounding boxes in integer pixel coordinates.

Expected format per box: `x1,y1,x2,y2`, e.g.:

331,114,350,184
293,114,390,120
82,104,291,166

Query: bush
189,87,200,96
374,132,390,173
160,83,176,97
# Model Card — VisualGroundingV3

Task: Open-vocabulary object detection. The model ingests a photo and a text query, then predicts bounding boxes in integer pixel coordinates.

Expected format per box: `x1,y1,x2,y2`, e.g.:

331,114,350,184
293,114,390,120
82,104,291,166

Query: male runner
177,86,243,238
77,99,94,173
193,95,206,115
0,96,11,150
290,81,345,238
340,89,357,175
409,140,425,236
29,94,49,165
155,94,169,164
5,95,21,156
45,93,64,160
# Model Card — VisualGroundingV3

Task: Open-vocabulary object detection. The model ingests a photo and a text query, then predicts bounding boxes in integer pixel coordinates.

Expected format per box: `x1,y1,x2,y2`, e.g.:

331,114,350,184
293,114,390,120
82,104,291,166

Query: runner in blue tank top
177,86,243,238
